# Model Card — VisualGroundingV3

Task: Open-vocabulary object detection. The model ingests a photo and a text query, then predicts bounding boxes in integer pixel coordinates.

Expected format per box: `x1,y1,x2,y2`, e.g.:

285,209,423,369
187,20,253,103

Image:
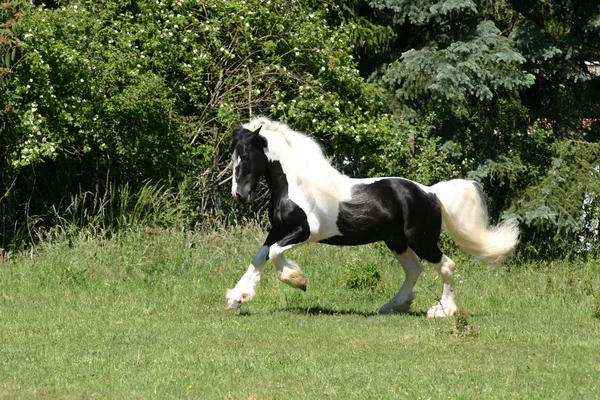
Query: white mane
243,117,349,201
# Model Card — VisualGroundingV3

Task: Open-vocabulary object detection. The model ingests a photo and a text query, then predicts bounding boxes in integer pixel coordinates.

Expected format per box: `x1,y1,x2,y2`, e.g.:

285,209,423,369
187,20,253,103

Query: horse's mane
243,117,325,159
243,117,347,199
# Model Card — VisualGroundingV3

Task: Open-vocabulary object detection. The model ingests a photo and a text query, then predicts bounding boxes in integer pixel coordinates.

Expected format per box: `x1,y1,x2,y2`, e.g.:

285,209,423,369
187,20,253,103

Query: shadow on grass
281,306,427,318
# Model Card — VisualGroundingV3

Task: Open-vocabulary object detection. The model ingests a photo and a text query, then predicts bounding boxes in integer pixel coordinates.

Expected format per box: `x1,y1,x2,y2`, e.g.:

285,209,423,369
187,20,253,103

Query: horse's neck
263,161,290,200
264,151,351,204
262,132,350,202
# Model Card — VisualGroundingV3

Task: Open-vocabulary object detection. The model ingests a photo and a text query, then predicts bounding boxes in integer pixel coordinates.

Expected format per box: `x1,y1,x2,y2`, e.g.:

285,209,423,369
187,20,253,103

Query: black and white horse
226,117,519,317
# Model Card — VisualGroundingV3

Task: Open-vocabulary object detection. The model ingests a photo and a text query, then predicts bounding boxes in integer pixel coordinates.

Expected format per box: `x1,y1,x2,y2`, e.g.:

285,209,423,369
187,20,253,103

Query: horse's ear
250,125,267,148
251,125,263,137
232,125,244,142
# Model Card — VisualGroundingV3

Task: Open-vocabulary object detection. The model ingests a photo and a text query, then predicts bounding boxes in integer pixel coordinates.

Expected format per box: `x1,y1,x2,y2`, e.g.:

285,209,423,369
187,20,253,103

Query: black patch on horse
263,160,310,248
320,178,443,263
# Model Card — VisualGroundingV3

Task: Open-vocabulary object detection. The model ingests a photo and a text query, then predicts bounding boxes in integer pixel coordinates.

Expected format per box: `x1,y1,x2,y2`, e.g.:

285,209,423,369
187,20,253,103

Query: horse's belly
318,233,390,246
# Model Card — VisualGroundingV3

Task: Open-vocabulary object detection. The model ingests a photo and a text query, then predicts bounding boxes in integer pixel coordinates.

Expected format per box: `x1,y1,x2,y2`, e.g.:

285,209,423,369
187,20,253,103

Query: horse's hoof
426,303,457,318
378,304,395,315
280,270,308,291
297,281,307,292
378,301,412,315
225,299,242,310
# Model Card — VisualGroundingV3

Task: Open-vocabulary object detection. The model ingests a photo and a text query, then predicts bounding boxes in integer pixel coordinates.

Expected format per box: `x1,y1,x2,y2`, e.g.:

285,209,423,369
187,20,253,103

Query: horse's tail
429,179,519,264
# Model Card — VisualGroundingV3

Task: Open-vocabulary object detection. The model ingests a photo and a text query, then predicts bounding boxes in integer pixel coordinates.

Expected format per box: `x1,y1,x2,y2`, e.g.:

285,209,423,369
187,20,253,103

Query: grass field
1,226,599,399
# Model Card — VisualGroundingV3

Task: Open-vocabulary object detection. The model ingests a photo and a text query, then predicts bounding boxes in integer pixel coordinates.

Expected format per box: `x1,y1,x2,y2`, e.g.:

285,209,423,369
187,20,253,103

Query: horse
226,117,519,317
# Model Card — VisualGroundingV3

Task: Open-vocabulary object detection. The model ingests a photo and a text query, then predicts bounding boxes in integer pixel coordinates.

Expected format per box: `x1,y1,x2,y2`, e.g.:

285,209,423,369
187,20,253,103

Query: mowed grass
1,226,599,399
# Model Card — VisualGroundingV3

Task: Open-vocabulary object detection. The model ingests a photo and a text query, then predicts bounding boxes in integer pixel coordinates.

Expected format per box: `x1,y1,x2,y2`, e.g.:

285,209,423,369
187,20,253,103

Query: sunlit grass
1,226,599,398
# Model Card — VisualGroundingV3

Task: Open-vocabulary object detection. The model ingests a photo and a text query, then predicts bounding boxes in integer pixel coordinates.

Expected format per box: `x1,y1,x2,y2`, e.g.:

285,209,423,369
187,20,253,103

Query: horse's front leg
269,225,311,291
224,225,310,310
273,255,308,291
225,245,270,309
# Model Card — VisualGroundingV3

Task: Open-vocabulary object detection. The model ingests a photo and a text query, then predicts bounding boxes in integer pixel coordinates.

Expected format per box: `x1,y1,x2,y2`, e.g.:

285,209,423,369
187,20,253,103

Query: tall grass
41,182,180,242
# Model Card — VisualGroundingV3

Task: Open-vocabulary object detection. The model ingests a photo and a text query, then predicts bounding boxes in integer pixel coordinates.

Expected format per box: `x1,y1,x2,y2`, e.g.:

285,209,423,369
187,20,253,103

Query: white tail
429,179,519,264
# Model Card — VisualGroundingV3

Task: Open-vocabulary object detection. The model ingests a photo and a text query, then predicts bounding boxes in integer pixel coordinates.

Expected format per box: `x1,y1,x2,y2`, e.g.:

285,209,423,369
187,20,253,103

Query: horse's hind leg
426,254,458,318
379,243,423,314
410,242,458,317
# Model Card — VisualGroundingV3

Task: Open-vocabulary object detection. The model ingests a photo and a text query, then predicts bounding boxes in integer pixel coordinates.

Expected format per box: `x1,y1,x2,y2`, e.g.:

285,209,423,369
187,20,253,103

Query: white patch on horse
225,245,269,309
427,254,458,317
379,249,423,314
231,153,240,197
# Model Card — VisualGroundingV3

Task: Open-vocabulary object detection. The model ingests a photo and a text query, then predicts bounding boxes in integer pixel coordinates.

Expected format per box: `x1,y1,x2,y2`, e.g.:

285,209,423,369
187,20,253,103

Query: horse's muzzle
233,193,250,203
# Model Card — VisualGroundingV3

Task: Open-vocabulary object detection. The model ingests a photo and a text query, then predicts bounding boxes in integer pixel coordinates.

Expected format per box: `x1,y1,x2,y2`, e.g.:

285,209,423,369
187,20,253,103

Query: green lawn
1,227,599,399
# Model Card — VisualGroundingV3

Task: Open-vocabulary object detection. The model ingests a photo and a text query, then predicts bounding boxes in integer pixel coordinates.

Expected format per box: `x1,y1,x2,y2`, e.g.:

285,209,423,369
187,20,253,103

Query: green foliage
6,2,184,174
1,0,396,247
368,0,600,255
306,0,397,75
378,19,534,118
374,113,462,184
506,140,600,257
508,0,600,126
371,0,478,25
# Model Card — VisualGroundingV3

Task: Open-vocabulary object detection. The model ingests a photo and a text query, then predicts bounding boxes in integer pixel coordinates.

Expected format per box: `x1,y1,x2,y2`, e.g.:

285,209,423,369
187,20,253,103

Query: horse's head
231,125,268,203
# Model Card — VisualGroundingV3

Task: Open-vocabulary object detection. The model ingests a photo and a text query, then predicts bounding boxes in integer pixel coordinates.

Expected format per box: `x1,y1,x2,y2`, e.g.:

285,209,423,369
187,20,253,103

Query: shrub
1,0,398,246
342,259,382,291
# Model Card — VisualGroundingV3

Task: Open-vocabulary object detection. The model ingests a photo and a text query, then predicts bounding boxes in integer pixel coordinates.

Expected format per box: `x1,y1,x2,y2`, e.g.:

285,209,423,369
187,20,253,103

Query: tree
367,0,600,256
0,0,397,248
